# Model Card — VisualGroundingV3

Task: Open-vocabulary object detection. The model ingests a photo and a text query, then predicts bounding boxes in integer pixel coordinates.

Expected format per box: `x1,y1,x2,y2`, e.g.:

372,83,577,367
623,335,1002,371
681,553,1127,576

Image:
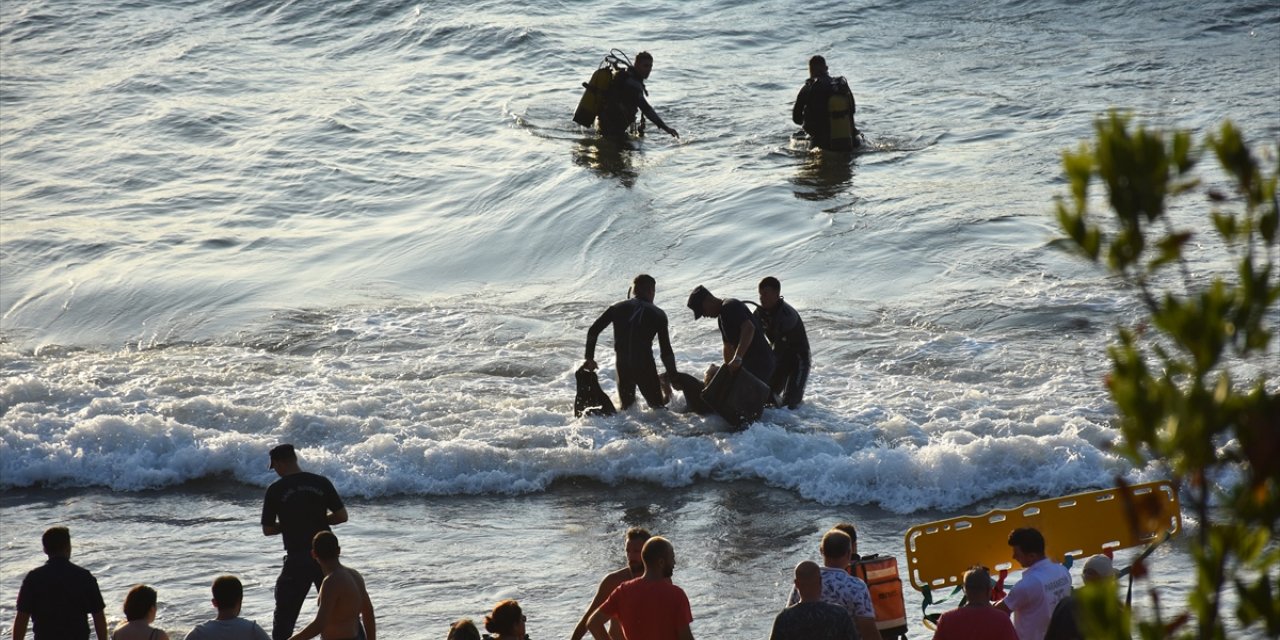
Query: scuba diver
583,274,680,410
575,50,679,139
792,55,860,152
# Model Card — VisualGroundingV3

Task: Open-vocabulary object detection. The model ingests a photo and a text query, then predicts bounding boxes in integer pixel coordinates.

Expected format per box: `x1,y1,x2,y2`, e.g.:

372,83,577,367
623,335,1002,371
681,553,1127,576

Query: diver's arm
584,307,613,369
657,318,678,377
728,320,756,372
635,91,677,137
792,84,809,125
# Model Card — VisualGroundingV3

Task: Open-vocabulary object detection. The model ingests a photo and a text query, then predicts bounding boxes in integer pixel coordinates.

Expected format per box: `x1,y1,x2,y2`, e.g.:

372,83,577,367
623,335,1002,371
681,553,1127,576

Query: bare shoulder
601,567,632,590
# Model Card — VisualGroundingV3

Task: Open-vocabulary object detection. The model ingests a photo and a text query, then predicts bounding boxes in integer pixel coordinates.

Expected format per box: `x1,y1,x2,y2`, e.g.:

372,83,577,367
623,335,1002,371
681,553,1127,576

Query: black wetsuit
754,299,811,409
261,471,345,640
585,297,678,409
597,68,671,136
718,298,776,384
792,72,859,151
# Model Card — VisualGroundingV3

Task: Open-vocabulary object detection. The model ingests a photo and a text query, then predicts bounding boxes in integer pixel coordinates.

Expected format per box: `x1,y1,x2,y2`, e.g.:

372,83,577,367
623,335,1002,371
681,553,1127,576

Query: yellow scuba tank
828,92,853,142
573,66,614,127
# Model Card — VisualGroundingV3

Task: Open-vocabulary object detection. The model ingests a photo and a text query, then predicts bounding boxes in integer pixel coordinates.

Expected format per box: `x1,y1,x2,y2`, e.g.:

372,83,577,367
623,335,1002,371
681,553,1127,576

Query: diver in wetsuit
597,51,679,138
583,274,680,410
792,55,859,151
754,277,810,409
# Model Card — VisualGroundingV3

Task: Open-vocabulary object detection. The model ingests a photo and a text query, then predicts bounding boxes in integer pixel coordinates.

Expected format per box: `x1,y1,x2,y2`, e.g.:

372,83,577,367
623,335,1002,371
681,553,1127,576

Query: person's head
962,566,993,604
211,575,243,613
758,277,782,311
820,529,853,567
123,584,158,622
632,274,656,302
641,536,676,579
1008,527,1046,568
41,526,71,557
484,600,525,638
831,522,859,561
808,55,827,78
1082,554,1117,584
687,285,721,319
634,51,653,80
624,527,652,576
312,531,340,562
448,618,481,640
793,560,823,602
268,443,299,475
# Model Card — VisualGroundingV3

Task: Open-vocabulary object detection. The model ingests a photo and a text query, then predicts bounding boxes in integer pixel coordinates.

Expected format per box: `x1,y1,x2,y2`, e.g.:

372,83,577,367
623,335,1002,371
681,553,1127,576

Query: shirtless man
570,527,651,640
288,532,375,640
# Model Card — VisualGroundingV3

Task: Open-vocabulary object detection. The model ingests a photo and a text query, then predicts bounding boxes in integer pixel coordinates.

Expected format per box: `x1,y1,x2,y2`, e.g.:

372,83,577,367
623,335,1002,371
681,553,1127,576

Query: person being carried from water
598,51,679,139
584,274,680,411
792,55,859,152
754,277,810,409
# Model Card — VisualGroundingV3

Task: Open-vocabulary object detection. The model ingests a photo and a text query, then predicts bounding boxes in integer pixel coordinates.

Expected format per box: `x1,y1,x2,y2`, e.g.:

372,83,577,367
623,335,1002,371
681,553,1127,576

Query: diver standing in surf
597,51,679,139
583,274,681,411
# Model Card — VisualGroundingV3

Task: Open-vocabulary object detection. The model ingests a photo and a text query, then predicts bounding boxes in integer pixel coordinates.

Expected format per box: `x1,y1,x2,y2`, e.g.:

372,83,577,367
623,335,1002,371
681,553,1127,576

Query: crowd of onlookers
13,444,1111,640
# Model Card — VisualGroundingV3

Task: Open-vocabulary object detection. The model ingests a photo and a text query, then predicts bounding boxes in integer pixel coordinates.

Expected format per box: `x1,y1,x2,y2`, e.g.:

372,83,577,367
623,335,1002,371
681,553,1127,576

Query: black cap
268,444,297,469
687,285,710,319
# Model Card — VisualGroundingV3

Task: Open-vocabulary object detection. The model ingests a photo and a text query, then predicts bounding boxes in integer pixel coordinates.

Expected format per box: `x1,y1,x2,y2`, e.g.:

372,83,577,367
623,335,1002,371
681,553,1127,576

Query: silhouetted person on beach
786,529,878,640
793,55,859,152
13,526,108,640
996,528,1071,640
755,277,810,409
770,560,857,640
932,566,1017,640
598,51,678,138
112,585,171,640
185,576,271,640
483,600,527,640
288,532,375,640
587,536,694,640
571,527,652,640
584,274,680,411
262,444,349,640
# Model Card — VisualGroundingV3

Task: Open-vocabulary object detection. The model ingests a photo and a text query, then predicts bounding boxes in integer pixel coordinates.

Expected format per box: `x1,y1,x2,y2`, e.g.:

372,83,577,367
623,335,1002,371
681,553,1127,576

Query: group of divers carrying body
575,51,862,152
576,274,810,428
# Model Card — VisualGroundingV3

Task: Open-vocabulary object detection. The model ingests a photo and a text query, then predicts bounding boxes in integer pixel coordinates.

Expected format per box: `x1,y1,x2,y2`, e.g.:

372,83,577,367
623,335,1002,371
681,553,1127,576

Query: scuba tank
826,76,855,146
573,49,631,127
852,553,909,640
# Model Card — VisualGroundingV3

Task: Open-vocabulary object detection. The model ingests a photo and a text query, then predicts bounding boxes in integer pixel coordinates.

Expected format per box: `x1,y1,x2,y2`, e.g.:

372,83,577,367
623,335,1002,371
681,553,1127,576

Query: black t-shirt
718,298,775,378
16,557,106,640
261,471,345,556
769,601,857,640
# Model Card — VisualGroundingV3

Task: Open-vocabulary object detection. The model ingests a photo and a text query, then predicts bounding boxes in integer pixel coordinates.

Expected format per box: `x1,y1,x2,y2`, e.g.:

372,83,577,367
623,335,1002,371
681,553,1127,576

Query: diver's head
808,55,827,78
632,273,656,302
634,51,654,80
758,276,782,311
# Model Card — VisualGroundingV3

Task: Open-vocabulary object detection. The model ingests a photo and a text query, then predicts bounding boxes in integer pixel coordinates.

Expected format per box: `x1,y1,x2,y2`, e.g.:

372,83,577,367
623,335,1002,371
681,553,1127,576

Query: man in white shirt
996,527,1072,640
787,529,879,640
185,576,270,640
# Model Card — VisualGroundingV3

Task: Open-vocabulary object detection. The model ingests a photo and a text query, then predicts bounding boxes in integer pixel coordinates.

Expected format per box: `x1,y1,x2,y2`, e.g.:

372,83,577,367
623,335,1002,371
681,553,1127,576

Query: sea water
2,0,1277,636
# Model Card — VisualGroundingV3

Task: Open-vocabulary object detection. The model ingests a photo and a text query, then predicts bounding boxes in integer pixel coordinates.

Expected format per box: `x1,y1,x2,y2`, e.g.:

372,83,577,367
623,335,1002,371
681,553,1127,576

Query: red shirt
932,605,1018,640
598,578,693,640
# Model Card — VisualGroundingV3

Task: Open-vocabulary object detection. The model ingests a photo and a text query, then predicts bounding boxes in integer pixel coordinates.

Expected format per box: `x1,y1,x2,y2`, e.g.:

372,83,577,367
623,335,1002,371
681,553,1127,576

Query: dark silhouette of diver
583,274,680,410
598,52,679,139
793,55,859,151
